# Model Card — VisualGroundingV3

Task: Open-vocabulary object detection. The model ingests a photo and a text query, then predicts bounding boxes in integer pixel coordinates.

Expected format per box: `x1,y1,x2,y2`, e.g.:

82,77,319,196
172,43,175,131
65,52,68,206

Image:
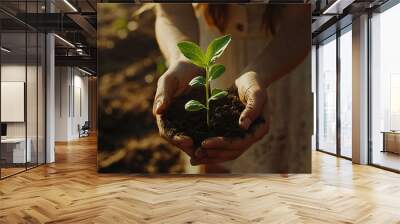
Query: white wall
55,67,89,141
55,66,70,141
1,65,26,141
1,63,46,164
72,73,89,138
1,65,35,138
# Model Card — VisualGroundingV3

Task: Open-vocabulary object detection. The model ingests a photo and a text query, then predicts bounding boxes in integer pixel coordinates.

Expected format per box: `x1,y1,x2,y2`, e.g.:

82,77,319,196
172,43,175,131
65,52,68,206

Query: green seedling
177,35,232,127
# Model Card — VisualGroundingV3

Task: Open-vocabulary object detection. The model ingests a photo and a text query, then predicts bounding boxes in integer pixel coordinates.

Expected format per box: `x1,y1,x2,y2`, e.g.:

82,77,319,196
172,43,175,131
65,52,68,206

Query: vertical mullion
36,0,39,167
69,69,71,118
25,0,28,171
73,68,75,118
80,88,82,117
60,68,62,117
337,30,341,157
316,44,320,151
367,11,373,165
44,0,48,164
0,23,2,179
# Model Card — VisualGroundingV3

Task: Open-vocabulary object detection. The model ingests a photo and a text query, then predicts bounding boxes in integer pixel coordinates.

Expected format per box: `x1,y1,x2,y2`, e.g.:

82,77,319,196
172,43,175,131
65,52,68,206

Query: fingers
153,74,178,115
171,135,195,157
194,137,248,165
156,115,195,157
177,144,195,158
197,148,239,160
167,134,195,157
201,135,252,151
239,87,266,130
191,157,228,165
191,148,242,165
201,137,227,149
194,121,269,165
171,135,193,148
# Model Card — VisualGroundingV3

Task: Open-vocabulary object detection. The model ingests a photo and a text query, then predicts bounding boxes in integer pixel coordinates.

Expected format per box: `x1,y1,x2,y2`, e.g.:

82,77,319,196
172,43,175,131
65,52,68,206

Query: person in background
153,3,312,173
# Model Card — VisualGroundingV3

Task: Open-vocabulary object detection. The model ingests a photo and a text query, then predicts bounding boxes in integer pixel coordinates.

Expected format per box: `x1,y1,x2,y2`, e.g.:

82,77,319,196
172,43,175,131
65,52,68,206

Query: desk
1,138,31,164
382,131,400,154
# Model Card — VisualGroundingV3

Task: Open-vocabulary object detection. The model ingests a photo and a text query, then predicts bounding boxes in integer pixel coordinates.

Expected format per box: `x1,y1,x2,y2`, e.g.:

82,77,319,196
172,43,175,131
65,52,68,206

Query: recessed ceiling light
54,34,75,48
1,47,11,53
63,0,78,12
78,67,93,76
323,0,354,15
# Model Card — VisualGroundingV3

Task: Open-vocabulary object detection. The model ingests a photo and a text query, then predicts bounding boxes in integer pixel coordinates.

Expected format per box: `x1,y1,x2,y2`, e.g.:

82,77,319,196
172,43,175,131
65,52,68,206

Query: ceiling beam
55,55,96,72
67,13,96,38
322,0,356,15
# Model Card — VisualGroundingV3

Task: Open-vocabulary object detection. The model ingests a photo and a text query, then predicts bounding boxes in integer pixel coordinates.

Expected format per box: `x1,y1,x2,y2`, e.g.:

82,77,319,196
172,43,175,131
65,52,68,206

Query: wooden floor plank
0,135,400,223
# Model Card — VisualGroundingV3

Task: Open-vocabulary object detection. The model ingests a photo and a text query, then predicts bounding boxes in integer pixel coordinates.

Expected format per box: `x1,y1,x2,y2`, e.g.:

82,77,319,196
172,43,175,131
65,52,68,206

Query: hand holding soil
153,35,268,165
192,71,269,165
153,59,202,157
153,59,203,115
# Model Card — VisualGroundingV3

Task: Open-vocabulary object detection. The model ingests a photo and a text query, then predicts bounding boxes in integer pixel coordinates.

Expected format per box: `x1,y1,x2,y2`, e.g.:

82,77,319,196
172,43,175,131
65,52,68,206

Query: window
312,45,317,151
317,35,337,154
370,2,400,171
316,25,353,159
339,27,352,158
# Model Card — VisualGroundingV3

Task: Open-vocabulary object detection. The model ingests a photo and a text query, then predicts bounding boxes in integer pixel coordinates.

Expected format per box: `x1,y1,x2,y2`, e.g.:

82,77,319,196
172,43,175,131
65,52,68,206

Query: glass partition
339,27,352,158
0,1,46,179
317,35,337,154
38,32,45,165
370,3,400,171
26,0,41,169
27,30,38,169
1,30,28,177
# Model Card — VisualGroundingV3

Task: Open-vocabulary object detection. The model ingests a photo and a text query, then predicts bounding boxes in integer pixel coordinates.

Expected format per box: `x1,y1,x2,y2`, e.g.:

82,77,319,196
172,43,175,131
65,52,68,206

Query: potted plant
161,35,264,147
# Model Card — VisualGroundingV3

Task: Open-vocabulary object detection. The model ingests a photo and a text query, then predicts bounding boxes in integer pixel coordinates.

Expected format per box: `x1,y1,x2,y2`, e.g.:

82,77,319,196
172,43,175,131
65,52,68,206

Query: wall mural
97,3,312,174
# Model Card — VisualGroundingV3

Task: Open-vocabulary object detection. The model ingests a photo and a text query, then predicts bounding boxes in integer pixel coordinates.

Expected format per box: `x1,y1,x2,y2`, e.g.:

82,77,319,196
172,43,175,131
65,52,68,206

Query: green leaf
209,64,225,81
189,76,206,87
185,100,206,112
177,41,205,68
211,88,223,96
205,35,232,65
209,90,228,101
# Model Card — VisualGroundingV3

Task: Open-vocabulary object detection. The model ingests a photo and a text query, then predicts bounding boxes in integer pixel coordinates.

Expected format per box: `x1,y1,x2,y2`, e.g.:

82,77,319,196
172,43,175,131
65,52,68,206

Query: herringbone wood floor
1,135,400,224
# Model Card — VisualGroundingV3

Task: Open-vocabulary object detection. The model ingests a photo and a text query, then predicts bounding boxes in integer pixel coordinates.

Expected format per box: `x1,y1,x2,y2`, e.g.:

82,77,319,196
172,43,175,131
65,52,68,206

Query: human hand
191,71,269,165
153,59,202,157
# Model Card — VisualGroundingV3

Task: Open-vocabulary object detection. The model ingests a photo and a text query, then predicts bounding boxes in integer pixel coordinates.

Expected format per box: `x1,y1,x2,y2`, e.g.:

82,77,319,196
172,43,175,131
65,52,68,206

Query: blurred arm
155,4,199,65
241,5,311,88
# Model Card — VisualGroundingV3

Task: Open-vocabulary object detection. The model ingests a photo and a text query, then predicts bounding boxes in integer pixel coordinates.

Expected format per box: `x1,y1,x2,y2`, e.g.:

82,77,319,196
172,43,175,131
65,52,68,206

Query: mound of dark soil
162,87,265,147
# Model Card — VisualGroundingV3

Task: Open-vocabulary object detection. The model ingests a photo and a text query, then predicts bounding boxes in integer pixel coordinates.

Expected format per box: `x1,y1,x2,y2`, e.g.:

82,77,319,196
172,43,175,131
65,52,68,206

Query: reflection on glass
1,31,27,177
317,36,337,154
312,46,317,150
27,31,38,169
371,3,400,171
38,33,46,165
0,1,46,179
340,29,352,158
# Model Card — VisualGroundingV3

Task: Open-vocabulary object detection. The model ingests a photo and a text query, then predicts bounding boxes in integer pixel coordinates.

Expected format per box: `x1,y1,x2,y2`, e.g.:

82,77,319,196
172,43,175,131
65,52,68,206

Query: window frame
315,23,353,161
0,0,48,180
367,0,400,173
